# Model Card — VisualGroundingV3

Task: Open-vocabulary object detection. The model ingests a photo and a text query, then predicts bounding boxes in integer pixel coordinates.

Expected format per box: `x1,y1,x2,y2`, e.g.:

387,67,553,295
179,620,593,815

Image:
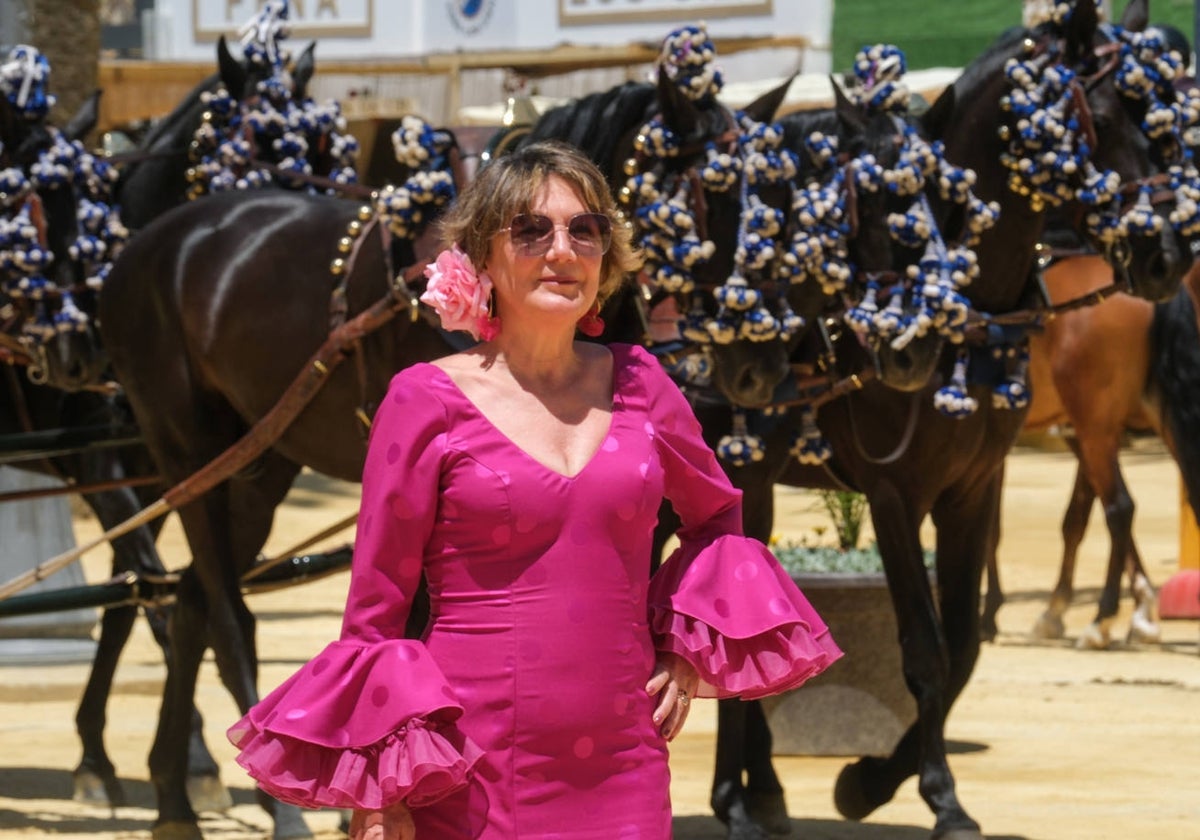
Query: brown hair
436,140,641,307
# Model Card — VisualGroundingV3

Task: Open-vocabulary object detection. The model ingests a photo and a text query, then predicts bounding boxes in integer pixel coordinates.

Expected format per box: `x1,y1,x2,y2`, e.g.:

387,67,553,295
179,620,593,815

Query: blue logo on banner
449,0,494,35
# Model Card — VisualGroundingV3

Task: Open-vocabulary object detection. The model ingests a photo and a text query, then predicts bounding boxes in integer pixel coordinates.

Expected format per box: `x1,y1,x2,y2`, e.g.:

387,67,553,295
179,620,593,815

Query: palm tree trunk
24,0,100,139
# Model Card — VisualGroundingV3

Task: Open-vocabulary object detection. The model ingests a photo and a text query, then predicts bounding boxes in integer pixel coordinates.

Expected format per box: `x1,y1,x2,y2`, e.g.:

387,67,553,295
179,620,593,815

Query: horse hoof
932,828,984,840
833,760,887,821
152,821,203,840
1075,623,1111,650
746,790,791,836
1128,614,1162,645
186,773,233,813
73,768,126,807
726,814,770,840
1031,611,1065,640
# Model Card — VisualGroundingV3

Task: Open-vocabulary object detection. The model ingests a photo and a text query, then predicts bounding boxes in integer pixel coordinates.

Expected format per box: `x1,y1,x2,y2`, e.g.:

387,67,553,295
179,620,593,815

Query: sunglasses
502,212,612,257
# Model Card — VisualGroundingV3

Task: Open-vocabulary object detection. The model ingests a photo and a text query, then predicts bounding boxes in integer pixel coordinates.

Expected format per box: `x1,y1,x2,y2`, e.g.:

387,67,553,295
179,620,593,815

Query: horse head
119,31,352,231
678,72,799,408
1,67,116,391
931,0,1193,313
828,79,951,393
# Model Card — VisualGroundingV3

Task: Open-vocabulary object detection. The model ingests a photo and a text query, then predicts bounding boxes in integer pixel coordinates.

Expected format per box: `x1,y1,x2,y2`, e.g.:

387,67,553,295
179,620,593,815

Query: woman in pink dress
228,140,841,839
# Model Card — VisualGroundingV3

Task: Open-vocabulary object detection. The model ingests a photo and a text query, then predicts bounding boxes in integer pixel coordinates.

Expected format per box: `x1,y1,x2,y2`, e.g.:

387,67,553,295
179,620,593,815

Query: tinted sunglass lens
568,214,611,255
509,214,554,252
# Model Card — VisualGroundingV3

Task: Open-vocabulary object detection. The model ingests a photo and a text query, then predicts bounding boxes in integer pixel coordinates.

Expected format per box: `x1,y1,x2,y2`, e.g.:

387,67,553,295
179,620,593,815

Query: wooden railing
97,35,812,132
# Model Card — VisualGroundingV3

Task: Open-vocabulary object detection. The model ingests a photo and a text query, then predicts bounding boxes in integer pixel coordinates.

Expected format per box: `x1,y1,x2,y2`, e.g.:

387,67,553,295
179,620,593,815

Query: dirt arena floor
1,439,1198,839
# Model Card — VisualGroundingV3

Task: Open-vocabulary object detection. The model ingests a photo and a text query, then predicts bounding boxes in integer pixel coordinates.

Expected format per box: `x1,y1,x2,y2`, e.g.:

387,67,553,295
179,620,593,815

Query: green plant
770,488,934,575
816,489,868,550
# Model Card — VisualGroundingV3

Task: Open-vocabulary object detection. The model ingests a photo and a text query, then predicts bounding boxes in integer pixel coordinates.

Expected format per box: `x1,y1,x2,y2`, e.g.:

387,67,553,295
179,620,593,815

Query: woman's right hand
349,801,415,840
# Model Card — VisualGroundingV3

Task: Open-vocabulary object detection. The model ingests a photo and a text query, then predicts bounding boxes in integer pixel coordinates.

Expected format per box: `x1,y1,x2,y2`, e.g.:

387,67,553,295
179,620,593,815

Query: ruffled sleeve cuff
648,535,843,700
227,639,484,810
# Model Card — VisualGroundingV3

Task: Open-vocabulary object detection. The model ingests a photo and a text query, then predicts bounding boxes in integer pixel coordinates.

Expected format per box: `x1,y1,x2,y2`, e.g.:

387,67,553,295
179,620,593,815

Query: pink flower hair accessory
420,245,500,341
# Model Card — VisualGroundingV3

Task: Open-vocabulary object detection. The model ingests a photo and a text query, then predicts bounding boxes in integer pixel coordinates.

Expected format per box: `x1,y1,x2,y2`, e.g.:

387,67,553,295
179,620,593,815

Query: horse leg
743,699,789,837
979,483,1003,642
204,452,309,840
149,565,211,840
72,601,136,807
834,478,987,840
725,459,788,839
140,601,230,812
68,462,221,810
1075,443,1134,650
1033,445,1094,640
1124,541,1161,644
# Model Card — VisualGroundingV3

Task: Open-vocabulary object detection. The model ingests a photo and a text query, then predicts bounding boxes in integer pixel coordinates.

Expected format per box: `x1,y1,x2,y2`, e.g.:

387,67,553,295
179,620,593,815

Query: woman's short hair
436,140,641,306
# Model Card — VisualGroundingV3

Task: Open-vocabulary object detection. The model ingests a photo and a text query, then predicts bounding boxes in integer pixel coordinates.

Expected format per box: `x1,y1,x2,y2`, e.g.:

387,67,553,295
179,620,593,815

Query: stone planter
761,572,922,757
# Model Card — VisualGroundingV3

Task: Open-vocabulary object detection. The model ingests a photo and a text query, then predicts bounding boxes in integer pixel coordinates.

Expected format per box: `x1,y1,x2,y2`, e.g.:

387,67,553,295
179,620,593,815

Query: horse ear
62,89,102,143
1118,0,1148,33
1062,0,1099,63
742,74,796,123
293,42,316,99
217,35,248,97
831,76,867,134
656,65,700,139
921,83,956,141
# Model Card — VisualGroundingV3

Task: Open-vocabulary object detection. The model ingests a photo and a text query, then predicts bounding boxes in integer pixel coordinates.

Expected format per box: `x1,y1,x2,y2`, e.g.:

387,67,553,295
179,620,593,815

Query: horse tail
1149,288,1200,516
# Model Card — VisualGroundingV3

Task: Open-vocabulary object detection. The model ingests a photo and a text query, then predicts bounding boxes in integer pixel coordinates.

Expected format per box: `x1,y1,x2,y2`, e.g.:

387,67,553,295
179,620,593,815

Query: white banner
192,0,374,42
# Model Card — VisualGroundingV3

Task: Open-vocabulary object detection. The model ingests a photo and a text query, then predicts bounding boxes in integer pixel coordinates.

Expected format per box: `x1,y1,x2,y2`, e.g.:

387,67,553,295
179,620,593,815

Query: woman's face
484,175,605,328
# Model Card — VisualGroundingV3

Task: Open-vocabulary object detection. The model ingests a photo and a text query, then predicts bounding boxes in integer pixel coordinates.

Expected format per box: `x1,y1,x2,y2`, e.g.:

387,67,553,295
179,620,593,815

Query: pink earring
577,304,605,337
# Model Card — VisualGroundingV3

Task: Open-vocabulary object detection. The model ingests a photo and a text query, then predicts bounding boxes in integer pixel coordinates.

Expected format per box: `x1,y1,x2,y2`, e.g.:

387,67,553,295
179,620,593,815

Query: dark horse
114,35,317,232
987,258,1200,648
686,1,1192,838
0,70,231,812
97,63,793,839
0,374,232,810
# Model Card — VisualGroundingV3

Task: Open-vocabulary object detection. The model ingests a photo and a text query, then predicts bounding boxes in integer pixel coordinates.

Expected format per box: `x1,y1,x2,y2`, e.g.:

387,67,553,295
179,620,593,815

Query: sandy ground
1,439,1198,840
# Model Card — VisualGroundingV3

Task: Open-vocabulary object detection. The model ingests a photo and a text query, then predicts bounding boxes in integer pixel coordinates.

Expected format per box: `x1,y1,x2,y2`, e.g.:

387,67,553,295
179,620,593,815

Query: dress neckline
423,346,624,482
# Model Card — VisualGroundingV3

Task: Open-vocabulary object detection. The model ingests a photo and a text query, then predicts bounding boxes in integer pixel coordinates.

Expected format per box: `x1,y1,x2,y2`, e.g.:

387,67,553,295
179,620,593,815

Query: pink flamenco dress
228,344,841,839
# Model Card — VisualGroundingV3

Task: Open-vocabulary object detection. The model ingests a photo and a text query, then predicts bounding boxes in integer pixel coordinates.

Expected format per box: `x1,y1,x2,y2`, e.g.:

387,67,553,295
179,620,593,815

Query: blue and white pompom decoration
0,166,31,207
718,409,765,466
658,23,724,103
845,280,880,338
0,45,56,122
239,0,291,68
392,115,453,169
1121,186,1163,237
700,143,741,192
992,347,1031,411
790,407,832,465
851,44,909,114
1168,164,1200,237
933,353,978,418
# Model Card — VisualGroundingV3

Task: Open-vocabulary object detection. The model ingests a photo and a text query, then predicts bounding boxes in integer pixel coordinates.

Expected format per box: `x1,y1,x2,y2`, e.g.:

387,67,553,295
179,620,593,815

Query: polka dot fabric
228,344,840,838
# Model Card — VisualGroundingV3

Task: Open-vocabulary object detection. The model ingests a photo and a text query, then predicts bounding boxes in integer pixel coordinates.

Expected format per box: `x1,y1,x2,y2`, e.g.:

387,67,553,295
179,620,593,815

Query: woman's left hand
646,651,700,741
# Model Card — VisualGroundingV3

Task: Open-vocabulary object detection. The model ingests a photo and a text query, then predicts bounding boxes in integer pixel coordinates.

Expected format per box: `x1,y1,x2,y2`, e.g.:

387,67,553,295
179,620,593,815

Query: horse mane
951,25,1029,104
1150,288,1200,508
524,81,658,167
776,107,842,151
138,72,220,150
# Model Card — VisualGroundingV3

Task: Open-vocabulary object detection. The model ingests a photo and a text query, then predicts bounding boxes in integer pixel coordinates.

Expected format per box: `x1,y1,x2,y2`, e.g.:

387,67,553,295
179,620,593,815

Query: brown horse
983,257,1200,648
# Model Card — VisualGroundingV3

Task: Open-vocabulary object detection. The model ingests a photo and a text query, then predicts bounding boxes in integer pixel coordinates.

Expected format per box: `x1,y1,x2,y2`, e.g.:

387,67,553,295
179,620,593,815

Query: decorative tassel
933,351,979,418
717,408,765,466
790,407,831,465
